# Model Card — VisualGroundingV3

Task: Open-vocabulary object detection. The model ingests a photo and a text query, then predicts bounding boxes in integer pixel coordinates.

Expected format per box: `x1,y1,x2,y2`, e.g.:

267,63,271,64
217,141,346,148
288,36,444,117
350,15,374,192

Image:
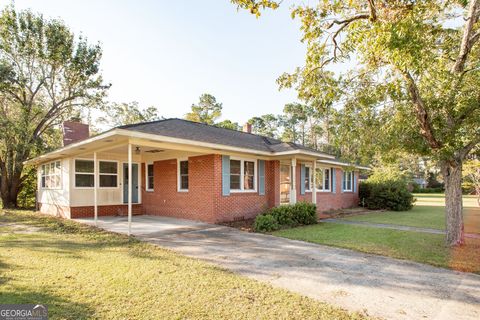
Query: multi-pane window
41,161,61,189
75,160,94,187
243,161,255,190
230,160,241,190
230,159,256,191
146,163,154,191
343,171,353,192
99,161,118,188
315,168,331,192
179,160,189,191
304,166,311,191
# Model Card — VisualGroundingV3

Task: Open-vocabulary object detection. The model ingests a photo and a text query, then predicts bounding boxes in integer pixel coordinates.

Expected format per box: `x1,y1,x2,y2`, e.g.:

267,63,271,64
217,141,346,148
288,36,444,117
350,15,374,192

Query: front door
123,163,139,203
280,164,291,205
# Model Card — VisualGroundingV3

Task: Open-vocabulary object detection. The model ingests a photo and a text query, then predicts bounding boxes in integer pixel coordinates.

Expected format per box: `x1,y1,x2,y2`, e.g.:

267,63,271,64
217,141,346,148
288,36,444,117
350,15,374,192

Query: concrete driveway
76,215,480,320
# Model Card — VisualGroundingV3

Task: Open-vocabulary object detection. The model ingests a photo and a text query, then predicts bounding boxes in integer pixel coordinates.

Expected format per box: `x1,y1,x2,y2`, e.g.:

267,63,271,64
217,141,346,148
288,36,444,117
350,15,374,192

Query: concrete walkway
76,216,480,320
323,218,480,239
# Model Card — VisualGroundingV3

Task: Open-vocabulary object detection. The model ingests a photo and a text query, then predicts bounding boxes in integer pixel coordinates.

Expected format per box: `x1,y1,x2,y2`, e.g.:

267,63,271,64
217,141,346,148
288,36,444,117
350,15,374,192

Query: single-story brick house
26,119,368,226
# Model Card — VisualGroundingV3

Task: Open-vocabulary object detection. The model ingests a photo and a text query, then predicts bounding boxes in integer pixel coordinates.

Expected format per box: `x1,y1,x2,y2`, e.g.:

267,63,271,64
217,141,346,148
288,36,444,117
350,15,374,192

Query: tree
98,102,160,128
233,0,480,246
248,114,279,138
185,93,222,125
280,103,326,149
215,119,240,131
463,159,480,206
0,7,108,208
280,103,308,145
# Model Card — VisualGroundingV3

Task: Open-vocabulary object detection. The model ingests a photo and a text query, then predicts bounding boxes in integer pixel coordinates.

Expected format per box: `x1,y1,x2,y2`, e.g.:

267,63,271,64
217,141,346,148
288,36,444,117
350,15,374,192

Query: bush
415,187,444,193
291,202,317,225
268,206,295,227
359,180,414,211
253,214,280,232
254,202,317,232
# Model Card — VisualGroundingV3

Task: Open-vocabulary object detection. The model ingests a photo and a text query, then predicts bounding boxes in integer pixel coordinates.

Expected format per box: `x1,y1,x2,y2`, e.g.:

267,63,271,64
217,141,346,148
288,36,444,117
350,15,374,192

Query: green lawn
412,193,478,208
274,194,480,273
0,210,365,320
343,194,480,232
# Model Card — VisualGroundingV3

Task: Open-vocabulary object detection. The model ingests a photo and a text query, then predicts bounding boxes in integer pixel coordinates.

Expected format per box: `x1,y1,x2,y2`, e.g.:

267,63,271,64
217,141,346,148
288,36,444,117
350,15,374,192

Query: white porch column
312,160,317,204
290,158,297,204
128,143,132,236
94,151,98,226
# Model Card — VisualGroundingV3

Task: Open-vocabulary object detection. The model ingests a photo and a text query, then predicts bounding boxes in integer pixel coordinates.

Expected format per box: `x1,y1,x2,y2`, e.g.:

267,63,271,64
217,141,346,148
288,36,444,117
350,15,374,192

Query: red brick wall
213,156,279,222
62,121,89,146
141,155,280,223
295,165,359,213
70,204,143,218
142,155,218,222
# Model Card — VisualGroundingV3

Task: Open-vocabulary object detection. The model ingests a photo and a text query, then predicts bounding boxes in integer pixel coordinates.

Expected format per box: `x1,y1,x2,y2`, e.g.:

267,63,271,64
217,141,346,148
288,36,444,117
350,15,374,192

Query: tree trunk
0,164,23,209
441,160,465,246
1,190,19,208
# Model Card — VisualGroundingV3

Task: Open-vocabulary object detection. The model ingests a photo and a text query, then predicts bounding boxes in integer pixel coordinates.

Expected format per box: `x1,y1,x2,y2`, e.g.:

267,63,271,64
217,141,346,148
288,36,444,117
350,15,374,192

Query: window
304,166,311,191
75,159,94,187
315,168,331,192
41,161,61,189
146,163,154,191
178,160,188,191
230,160,241,190
230,158,256,192
343,171,353,192
99,161,118,188
244,161,255,190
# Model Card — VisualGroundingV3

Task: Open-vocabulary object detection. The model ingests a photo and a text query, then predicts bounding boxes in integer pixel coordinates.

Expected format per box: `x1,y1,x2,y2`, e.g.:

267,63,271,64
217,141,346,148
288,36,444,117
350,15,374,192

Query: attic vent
145,149,164,153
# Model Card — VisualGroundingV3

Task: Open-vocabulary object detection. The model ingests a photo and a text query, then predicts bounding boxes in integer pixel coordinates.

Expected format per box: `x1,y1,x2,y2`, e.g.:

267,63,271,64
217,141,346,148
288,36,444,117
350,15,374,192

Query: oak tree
232,0,480,246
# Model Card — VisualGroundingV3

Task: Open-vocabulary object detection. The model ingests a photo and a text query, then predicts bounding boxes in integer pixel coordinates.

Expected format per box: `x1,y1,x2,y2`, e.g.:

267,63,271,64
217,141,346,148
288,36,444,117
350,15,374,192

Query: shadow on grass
0,287,95,320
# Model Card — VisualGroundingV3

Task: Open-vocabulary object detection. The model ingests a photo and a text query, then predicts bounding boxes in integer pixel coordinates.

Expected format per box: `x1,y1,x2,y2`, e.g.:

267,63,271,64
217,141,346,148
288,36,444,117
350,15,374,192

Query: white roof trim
318,159,370,170
25,128,335,165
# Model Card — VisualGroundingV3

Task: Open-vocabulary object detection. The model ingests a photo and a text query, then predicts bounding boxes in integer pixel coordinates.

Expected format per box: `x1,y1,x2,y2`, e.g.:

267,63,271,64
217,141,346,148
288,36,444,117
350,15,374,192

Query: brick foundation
70,204,143,218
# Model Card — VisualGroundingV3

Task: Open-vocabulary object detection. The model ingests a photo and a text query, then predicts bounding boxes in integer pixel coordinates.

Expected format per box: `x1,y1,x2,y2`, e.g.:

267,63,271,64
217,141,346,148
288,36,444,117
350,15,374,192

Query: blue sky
6,0,305,125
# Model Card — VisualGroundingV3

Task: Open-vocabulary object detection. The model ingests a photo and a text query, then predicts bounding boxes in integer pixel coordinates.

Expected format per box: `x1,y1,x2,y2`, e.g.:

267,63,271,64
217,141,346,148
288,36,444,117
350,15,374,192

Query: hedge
254,202,317,232
359,180,414,211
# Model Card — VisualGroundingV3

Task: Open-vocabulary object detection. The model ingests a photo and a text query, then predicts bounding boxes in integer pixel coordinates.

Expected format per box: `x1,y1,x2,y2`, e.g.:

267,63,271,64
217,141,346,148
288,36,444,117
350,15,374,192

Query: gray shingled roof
118,118,325,154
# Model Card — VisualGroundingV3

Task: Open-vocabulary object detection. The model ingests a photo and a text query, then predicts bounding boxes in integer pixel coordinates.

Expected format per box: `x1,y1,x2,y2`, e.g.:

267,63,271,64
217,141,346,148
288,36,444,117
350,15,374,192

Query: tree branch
327,13,370,29
460,135,480,159
400,70,442,149
367,0,377,22
452,0,480,73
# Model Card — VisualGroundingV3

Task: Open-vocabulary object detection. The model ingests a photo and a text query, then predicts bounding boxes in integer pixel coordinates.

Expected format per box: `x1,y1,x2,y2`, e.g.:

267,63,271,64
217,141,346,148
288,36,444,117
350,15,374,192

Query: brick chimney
242,123,252,134
62,121,89,146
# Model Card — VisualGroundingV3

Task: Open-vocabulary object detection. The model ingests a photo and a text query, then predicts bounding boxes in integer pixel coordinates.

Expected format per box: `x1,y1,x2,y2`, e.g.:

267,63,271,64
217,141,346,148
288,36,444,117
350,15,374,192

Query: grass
0,210,366,320
343,195,480,232
274,223,480,273
411,193,478,207
274,194,480,273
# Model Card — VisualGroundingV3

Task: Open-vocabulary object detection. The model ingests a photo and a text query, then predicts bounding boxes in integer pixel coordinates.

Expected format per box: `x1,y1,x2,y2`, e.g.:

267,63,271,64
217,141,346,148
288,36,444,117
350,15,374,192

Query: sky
4,0,306,125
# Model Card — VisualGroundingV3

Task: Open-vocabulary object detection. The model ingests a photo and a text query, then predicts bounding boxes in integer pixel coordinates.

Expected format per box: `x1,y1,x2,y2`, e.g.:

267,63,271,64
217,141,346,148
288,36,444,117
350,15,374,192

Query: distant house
26,119,368,223
413,178,427,189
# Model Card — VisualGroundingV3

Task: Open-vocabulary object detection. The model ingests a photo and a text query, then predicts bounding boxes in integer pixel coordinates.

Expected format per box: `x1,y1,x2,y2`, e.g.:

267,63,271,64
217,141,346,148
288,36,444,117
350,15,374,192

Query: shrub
268,206,296,227
253,214,280,232
291,202,317,225
253,202,317,232
359,180,415,211
415,187,444,193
